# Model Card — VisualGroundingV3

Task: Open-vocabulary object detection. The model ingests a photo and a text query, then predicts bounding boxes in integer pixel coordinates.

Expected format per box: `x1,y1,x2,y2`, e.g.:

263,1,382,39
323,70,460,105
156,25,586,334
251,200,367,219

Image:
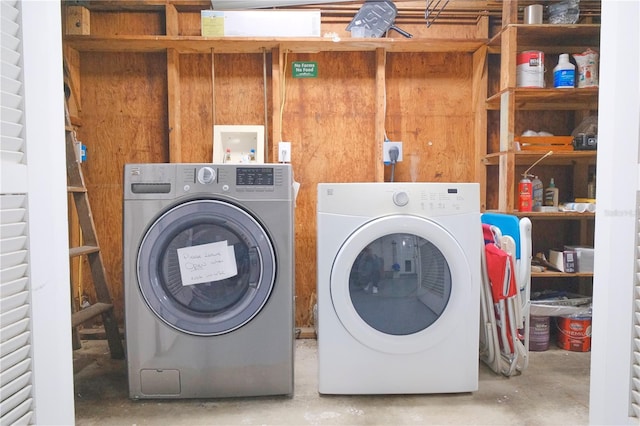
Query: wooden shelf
531,271,594,278
484,210,595,220
63,35,487,54
487,24,601,51
482,150,596,166
512,211,595,220
486,87,599,110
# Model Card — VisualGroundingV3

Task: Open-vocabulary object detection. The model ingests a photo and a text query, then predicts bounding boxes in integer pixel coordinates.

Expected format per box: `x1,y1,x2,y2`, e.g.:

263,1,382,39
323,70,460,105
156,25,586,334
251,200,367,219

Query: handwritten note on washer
177,241,238,286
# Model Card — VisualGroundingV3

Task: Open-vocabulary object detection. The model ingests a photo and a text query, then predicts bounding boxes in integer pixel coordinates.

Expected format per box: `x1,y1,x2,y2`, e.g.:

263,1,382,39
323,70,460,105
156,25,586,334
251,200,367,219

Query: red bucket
556,315,592,352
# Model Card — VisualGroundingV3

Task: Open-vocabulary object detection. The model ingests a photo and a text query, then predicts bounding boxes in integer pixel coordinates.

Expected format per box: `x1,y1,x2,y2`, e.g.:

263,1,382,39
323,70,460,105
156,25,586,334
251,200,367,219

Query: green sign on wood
292,61,318,78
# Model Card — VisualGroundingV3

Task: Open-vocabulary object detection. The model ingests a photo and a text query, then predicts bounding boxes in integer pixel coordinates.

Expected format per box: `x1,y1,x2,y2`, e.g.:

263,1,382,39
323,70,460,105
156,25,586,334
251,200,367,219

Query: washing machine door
137,199,275,336
330,215,472,354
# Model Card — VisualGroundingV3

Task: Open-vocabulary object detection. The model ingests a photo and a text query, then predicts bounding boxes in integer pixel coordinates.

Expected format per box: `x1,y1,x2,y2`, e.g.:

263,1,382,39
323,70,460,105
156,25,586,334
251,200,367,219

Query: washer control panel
124,163,293,201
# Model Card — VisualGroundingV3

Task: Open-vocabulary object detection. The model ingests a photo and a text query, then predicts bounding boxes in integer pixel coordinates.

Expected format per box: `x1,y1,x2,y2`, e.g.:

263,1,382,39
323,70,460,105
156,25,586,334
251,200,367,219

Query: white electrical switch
278,141,291,163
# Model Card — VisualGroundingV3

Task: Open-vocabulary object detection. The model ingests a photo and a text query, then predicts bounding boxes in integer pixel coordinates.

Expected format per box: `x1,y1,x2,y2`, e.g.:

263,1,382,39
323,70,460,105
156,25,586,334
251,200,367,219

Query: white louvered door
0,1,34,425
633,173,640,417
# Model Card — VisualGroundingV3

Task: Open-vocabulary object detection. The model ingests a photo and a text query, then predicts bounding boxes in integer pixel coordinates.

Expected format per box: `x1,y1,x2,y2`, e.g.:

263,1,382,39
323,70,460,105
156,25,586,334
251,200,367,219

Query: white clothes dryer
123,163,294,399
317,182,481,394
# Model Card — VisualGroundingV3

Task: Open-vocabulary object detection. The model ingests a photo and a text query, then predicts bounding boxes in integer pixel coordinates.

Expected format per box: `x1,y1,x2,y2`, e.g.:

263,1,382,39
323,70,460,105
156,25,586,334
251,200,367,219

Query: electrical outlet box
278,141,291,163
383,141,403,164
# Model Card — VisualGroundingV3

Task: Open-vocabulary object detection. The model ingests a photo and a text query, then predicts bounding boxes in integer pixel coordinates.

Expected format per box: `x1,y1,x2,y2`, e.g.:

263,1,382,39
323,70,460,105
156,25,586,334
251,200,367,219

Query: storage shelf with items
481,2,600,296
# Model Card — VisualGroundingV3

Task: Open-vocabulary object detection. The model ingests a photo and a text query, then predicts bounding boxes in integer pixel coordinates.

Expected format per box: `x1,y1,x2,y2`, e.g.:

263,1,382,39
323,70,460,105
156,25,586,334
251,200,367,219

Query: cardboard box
549,249,577,273
202,10,321,38
564,246,594,273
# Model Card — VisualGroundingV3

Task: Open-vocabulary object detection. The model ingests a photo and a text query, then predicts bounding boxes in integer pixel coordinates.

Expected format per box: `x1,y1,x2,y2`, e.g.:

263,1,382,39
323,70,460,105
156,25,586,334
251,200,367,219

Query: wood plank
500,25,517,91
499,151,515,212
67,185,86,193
64,36,487,54
167,49,182,162
271,47,282,163
512,24,600,48
65,5,91,35
487,88,599,111
71,303,113,328
531,271,594,278
165,4,179,36
473,43,488,210
501,0,518,27
70,245,100,258
374,48,385,183
63,47,82,114
482,151,597,166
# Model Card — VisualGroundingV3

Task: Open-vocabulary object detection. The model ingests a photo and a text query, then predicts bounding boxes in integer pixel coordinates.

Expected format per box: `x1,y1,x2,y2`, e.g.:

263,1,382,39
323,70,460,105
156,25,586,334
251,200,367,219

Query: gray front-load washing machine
123,163,294,399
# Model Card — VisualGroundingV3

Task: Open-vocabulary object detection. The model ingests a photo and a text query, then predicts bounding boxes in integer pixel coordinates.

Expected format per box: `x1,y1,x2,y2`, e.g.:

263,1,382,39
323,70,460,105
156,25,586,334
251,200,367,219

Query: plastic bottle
553,53,575,88
532,176,544,211
223,148,232,163
544,178,559,207
249,149,256,162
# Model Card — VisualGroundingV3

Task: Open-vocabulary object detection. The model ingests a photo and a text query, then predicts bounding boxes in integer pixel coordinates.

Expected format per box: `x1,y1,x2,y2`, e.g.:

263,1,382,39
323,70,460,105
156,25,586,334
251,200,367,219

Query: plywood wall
67,6,483,328
73,49,477,328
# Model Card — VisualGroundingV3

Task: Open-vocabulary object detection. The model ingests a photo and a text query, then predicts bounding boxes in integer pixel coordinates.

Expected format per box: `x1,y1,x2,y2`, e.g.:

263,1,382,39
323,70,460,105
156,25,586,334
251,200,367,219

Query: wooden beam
167,48,182,162
501,0,519,27
165,4,179,36
271,47,283,163
65,5,90,35
374,47,386,182
211,48,216,133
63,46,82,116
500,25,517,91
473,43,488,210
499,151,516,212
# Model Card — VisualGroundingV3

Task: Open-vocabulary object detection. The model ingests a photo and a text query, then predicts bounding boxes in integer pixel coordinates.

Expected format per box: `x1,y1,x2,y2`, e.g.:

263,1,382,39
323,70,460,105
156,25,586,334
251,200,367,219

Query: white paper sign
177,241,238,286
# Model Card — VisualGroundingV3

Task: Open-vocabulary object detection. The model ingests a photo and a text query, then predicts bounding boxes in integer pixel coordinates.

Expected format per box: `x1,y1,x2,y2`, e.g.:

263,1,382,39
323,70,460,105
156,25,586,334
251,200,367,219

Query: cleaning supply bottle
518,174,533,212
544,178,559,208
223,148,232,163
532,175,544,211
553,53,575,88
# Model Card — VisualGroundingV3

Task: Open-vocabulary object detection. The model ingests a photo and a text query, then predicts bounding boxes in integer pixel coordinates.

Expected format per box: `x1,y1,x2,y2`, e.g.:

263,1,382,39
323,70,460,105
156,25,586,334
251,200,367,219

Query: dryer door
330,215,472,354
137,199,275,336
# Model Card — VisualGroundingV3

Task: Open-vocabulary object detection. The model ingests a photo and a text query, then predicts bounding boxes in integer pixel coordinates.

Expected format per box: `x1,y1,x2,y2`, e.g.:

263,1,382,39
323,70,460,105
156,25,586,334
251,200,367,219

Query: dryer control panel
317,182,480,217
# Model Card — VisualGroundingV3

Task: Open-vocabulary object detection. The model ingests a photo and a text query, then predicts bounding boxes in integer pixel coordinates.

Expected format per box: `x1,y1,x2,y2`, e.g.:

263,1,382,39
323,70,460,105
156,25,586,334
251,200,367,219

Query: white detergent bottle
553,53,575,88
532,175,544,211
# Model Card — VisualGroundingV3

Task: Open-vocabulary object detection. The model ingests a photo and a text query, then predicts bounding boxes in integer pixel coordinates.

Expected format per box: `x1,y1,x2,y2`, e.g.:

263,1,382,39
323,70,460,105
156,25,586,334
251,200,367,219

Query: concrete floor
73,338,590,425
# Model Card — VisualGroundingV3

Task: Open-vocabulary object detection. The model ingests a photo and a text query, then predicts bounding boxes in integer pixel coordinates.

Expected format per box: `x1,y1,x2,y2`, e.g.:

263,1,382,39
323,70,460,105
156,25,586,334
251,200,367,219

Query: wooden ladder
65,103,124,360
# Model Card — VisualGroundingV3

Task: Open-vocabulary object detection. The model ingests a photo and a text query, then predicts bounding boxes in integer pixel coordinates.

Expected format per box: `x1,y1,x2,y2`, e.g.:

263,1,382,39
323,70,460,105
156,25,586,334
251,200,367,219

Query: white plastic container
553,53,575,88
532,176,544,211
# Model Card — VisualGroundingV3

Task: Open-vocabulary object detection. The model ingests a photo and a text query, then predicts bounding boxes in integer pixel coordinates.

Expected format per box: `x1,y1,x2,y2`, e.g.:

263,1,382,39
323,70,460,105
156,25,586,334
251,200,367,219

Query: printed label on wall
292,61,318,78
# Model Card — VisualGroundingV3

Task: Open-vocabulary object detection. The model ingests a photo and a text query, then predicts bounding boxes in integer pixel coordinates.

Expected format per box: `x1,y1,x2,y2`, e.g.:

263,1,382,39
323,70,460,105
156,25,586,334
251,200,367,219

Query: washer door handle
248,247,260,287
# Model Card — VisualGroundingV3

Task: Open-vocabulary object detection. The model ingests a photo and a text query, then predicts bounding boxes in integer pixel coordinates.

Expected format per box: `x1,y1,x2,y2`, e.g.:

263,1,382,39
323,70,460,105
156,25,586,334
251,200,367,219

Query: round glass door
349,234,450,335
137,199,275,336
330,215,471,354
